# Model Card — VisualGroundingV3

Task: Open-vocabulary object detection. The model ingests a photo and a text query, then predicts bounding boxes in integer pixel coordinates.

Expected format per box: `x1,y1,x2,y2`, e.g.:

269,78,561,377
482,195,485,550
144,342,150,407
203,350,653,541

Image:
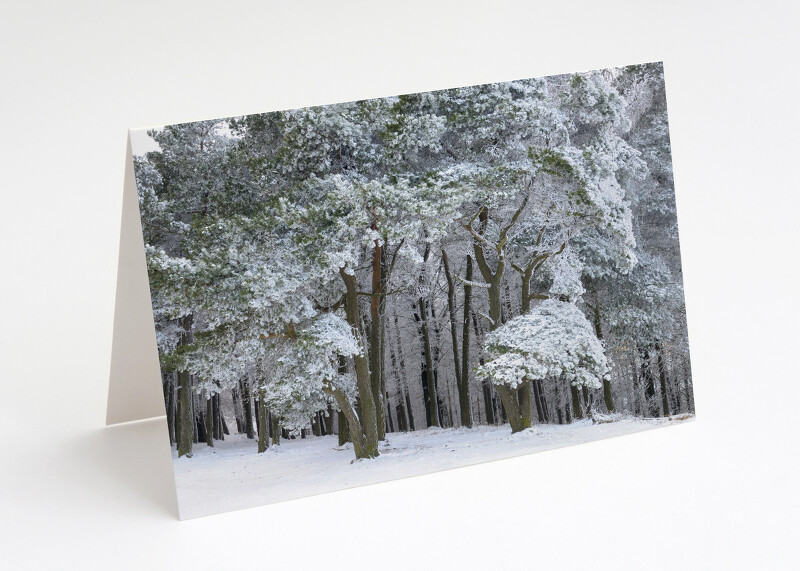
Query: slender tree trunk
336,356,351,445
388,332,409,432
164,373,176,445
176,317,194,458
531,377,543,423
417,295,440,428
539,380,550,423
396,400,407,431
683,361,694,414
441,250,463,421
270,415,280,446
404,386,415,431
631,352,642,416
591,304,616,413
341,269,379,457
442,249,473,429
641,347,658,417
176,370,193,457
191,388,199,444
472,311,495,425
369,228,386,441
460,255,474,427
205,394,214,447
386,397,395,433
570,385,584,420
231,386,245,434
430,300,445,425
324,405,335,435
214,392,224,440
482,381,495,425
241,379,255,439
658,345,671,417
392,311,416,431
257,390,270,453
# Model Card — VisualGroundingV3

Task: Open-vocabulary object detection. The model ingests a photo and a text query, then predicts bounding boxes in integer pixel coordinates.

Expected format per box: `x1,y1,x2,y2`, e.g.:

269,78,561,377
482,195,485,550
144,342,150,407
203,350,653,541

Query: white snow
173,415,693,519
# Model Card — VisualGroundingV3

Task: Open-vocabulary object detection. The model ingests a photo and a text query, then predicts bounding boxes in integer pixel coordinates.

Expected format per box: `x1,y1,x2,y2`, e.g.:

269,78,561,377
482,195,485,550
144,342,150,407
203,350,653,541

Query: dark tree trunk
404,386,415,431
658,345,671,417
430,300,445,426
336,355,351,445
538,379,550,423
388,333,409,433
369,227,386,441
341,269,379,458
324,405,335,435
218,393,228,437
495,384,523,432
196,411,206,443
271,414,281,446
460,255,474,428
396,401,408,432
338,410,350,445
176,329,194,458
519,381,533,428
326,385,369,460
441,250,464,425
590,303,615,413
391,311,415,431
176,370,193,457
231,386,245,434
532,377,545,423
683,363,694,414
164,373,176,445
205,394,214,447
482,381,495,425
570,385,584,420
213,392,224,440
192,389,199,444
471,311,495,425
641,347,658,417
417,295,440,428
257,391,269,453
386,396,395,433
241,379,255,439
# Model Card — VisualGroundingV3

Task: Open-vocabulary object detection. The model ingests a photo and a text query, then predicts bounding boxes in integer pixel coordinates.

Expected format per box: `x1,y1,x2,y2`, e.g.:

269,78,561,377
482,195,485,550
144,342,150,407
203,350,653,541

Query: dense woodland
135,62,694,461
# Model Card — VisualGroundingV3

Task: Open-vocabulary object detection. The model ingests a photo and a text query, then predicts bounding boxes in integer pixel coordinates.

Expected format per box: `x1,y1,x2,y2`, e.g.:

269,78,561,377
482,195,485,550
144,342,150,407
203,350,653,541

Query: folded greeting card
108,62,694,519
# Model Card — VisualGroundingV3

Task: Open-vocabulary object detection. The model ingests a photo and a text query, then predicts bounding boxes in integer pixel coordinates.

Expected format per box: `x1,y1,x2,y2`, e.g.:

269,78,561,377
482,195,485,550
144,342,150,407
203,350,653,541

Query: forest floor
173,414,694,519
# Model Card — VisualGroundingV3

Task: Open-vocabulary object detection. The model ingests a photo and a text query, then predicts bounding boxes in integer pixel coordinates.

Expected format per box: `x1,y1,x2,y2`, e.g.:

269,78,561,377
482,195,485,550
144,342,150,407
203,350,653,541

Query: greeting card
108,62,694,519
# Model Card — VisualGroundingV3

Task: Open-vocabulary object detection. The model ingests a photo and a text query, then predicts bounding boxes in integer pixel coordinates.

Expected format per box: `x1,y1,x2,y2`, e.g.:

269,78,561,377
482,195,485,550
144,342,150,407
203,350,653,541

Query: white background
2,1,798,569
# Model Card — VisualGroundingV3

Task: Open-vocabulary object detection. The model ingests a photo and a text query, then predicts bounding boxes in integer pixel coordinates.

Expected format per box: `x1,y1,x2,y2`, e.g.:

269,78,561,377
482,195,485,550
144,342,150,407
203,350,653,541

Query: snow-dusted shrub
477,299,609,389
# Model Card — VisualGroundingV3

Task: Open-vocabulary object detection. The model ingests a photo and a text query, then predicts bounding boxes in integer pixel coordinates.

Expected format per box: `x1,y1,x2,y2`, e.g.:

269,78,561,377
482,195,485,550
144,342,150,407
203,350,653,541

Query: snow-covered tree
478,299,609,432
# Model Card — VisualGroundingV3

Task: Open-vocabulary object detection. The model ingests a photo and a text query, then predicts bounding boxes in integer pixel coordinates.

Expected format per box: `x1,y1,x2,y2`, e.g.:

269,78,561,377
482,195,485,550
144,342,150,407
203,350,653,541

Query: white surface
1,1,798,569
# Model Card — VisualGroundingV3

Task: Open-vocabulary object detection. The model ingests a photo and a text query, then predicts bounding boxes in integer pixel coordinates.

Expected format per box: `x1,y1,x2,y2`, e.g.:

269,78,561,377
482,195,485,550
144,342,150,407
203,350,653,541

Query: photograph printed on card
130,62,695,519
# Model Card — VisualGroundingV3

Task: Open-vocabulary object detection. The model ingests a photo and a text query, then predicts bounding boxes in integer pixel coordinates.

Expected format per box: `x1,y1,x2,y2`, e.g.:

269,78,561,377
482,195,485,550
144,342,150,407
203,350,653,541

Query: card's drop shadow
75,418,178,518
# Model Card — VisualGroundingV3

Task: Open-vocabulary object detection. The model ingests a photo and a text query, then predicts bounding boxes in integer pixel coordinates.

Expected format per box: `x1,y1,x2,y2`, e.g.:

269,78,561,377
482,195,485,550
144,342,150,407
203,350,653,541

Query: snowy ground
173,415,693,519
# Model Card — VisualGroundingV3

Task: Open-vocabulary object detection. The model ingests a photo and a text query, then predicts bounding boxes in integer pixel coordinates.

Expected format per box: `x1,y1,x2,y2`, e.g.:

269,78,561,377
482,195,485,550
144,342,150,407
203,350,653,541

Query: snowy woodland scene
133,62,695,518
